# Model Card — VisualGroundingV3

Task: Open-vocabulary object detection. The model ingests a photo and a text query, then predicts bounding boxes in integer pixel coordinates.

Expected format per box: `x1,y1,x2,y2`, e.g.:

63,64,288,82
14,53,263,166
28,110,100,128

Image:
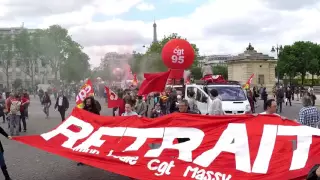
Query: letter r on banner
145,127,204,162
41,116,94,149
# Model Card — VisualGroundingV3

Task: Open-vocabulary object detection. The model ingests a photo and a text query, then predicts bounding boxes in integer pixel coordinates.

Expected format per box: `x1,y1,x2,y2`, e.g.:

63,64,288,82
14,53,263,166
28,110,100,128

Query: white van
185,81,251,115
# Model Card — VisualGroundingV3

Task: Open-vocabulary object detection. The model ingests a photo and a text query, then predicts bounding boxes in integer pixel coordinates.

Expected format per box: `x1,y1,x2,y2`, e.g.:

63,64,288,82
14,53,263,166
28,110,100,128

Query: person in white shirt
259,99,297,122
260,99,279,115
121,103,138,116
308,86,314,94
208,89,224,115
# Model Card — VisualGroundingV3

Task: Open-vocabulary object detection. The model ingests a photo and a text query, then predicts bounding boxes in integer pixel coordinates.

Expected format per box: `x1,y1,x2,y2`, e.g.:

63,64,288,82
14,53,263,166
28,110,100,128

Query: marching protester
150,102,164,118
0,126,12,180
159,92,169,114
298,95,320,127
285,86,292,106
146,93,156,117
83,96,100,115
187,91,199,113
8,94,21,136
77,96,100,166
208,89,224,115
260,99,278,115
22,92,30,120
38,88,44,102
276,85,284,113
42,92,51,119
94,98,102,114
54,91,69,121
122,103,138,116
261,87,268,110
135,96,147,116
19,93,30,132
0,94,5,123
176,99,196,143
247,89,255,113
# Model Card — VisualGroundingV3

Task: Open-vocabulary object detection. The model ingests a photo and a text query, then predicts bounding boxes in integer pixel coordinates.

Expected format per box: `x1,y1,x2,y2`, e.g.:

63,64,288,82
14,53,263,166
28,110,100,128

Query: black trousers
277,101,283,113
286,97,292,106
19,110,27,131
59,110,66,122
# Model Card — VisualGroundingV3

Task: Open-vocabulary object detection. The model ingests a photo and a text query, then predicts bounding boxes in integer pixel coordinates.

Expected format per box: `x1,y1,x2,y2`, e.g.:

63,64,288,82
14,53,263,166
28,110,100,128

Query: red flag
105,87,124,108
243,73,254,89
75,79,94,108
201,74,226,83
138,70,171,95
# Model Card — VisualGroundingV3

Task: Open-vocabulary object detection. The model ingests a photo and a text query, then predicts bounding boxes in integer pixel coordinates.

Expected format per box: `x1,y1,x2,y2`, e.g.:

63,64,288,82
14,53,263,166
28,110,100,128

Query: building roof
228,43,275,62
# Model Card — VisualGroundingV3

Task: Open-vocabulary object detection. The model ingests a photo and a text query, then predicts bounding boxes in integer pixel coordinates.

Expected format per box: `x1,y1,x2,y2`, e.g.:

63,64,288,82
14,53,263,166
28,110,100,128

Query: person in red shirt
19,94,30,132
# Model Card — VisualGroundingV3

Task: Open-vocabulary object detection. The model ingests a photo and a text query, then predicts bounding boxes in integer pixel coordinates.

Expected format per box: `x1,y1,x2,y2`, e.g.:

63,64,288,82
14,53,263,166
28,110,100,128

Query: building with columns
0,26,57,89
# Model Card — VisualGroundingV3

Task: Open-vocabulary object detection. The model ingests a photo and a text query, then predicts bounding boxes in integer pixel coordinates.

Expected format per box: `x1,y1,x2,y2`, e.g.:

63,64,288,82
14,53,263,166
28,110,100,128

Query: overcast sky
0,0,319,67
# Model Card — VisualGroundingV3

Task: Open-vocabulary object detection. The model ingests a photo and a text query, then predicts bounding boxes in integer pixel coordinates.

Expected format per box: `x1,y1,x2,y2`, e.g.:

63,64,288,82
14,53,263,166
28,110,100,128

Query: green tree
41,25,77,82
60,47,91,83
308,44,320,85
277,45,298,84
14,29,38,86
144,33,200,73
212,65,228,79
0,34,14,88
291,41,316,84
191,66,202,79
129,51,144,73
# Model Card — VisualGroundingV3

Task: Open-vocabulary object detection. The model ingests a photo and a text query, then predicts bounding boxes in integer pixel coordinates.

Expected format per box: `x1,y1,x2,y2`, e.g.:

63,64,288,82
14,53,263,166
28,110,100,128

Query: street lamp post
271,44,283,85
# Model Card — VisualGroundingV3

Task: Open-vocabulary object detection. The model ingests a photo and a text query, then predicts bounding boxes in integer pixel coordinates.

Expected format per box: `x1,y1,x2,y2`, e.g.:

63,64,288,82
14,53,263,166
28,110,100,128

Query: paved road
1,96,129,180
0,97,307,180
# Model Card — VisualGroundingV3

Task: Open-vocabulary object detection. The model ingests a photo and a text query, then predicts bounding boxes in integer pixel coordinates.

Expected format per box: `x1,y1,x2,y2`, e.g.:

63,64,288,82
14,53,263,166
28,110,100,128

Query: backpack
10,100,20,115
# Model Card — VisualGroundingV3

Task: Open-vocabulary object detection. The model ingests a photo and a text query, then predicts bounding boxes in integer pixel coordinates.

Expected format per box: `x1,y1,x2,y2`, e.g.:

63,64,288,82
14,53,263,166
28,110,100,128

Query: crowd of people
109,86,225,118
0,81,320,180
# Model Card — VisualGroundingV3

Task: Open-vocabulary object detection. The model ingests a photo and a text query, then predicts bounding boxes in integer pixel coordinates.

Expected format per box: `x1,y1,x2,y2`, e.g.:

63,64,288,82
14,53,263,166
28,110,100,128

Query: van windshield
207,86,247,101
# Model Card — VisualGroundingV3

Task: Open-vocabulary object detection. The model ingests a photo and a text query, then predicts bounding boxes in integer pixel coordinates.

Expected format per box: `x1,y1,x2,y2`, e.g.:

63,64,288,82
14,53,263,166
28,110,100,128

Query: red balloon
161,39,195,69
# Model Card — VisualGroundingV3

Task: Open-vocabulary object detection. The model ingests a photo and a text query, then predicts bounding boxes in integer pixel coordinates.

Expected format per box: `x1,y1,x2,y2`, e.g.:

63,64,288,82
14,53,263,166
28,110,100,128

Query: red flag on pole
138,70,171,95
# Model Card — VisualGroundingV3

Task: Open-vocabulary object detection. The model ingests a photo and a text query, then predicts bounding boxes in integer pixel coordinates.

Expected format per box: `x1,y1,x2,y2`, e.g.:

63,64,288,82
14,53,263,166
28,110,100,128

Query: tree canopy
0,33,14,88
277,41,320,85
10,25,91,86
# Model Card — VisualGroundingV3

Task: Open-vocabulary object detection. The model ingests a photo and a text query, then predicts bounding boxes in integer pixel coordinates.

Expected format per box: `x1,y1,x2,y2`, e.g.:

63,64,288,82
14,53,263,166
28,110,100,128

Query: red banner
13,108,320,180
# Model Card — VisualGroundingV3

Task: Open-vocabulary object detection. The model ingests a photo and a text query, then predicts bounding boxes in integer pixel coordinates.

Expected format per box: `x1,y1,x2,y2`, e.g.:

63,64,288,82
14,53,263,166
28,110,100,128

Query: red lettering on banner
14,108,320,180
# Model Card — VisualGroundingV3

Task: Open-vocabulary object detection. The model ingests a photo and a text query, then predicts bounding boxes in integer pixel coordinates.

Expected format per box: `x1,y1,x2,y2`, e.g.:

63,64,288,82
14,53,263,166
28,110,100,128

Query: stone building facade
0,26,57,89
227,43,277,92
